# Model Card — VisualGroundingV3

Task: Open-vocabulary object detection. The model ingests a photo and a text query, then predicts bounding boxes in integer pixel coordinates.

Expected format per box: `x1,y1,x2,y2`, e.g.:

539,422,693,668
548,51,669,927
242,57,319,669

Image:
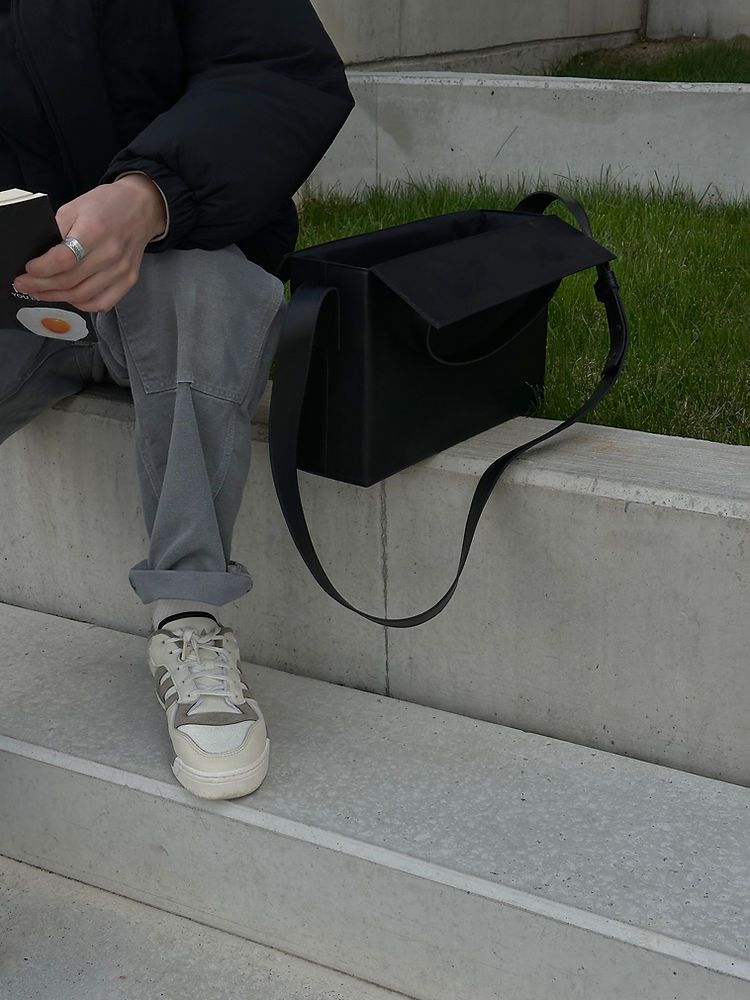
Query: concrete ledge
1,855,405,1000
309,72,750,199
384,418,750,787
1,385,750,784
2,606,750,1000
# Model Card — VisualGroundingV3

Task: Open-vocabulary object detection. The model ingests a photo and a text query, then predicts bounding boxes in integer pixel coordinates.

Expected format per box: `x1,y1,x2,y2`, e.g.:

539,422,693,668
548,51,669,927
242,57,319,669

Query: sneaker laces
167,627,238,699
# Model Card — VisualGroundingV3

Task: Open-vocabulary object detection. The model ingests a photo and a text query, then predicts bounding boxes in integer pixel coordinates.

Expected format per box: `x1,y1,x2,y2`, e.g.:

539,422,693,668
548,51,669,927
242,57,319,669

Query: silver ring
62,236,87,263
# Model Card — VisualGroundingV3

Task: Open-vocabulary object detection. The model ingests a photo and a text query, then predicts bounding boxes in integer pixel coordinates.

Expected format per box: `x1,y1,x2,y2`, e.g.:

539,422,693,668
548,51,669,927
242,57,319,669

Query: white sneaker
148,613,269,800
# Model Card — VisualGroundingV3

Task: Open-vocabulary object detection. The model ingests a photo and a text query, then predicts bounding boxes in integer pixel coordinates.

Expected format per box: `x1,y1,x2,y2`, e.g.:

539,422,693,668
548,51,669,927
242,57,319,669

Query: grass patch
546,35,750,83
298,180,750,445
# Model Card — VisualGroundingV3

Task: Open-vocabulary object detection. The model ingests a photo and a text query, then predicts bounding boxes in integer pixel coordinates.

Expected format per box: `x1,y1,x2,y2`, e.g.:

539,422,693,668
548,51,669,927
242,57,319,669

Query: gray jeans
0,246,285,606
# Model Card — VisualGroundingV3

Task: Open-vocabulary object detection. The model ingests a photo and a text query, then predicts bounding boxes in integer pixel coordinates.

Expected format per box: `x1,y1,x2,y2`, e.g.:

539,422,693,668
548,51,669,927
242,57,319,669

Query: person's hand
13,174,167,312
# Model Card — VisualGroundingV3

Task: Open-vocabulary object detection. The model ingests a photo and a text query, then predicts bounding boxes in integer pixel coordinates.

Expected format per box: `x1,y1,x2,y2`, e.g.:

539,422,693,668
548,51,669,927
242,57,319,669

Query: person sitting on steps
0,0,353,799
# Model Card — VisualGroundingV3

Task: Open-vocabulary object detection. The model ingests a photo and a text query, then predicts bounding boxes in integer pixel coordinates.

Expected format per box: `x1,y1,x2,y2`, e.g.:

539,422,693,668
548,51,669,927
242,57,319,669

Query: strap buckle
595,267,620,302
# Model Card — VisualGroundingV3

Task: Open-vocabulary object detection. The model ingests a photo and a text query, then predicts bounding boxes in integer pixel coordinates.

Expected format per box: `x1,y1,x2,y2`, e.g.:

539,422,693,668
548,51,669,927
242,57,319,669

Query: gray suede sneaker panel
173,700,260,730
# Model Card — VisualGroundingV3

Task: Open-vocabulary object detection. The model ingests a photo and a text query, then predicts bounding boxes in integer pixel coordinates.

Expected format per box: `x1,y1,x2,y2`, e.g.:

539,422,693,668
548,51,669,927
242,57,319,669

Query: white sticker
16,306,89,341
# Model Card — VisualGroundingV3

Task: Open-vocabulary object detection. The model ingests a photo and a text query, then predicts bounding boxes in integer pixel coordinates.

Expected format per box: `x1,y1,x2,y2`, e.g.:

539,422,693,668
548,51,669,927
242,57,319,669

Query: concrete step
1,386,750,785
311,71,748,200
1,605,749,1000
0,855,410,1000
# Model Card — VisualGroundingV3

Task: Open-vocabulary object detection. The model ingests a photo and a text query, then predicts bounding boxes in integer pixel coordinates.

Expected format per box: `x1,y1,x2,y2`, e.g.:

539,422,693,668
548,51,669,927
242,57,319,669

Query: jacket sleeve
101,0,354,251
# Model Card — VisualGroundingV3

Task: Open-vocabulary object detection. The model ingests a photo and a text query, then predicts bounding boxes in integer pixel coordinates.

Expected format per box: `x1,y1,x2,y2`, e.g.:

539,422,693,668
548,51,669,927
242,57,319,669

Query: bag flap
370,213,615,329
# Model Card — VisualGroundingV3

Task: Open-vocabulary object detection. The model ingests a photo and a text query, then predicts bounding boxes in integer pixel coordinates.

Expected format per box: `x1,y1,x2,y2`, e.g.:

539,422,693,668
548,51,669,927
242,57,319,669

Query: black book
0,188,92,340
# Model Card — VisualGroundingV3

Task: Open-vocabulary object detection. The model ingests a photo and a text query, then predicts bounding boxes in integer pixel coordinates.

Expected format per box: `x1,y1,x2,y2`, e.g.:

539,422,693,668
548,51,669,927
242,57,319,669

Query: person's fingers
22,201,92,278
21,242,82,279
15,184,153,309
18,234,134,294
19,270,107,307
21,259,141,312
14,253,95,297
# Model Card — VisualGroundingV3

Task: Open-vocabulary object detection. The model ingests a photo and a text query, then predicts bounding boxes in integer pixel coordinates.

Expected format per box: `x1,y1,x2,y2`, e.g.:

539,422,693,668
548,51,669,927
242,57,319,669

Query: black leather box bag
270,192,629,626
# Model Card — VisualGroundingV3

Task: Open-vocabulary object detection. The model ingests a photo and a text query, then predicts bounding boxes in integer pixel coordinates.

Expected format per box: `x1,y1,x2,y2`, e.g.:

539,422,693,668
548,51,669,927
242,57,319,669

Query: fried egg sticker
16,307,88,341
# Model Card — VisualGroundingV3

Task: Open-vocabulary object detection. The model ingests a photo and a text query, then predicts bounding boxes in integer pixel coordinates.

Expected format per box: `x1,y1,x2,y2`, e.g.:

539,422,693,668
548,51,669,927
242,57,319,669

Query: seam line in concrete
374,75,380,182
4,734,750,980
380,479,390,695
641,0,651,36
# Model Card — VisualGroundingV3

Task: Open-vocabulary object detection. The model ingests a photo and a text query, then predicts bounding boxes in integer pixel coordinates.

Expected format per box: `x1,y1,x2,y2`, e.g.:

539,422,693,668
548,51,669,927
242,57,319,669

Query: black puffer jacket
7,0,353,271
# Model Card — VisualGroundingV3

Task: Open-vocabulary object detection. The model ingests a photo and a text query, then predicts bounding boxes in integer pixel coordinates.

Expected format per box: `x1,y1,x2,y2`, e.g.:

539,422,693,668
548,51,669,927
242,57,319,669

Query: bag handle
269,192,629,628
424,281,558,367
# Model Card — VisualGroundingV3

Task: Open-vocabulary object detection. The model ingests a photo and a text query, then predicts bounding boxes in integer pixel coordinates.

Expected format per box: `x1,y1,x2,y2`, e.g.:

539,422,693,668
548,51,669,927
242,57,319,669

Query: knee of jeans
110,248,284,401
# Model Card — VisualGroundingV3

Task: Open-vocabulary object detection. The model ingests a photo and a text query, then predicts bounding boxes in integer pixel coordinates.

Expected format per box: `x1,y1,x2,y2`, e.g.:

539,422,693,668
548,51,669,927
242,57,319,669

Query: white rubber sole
171,739,270,800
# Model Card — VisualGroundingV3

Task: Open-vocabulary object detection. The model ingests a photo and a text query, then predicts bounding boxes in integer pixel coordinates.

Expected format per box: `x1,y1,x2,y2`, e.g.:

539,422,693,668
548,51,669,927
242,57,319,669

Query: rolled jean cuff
129,560,253,606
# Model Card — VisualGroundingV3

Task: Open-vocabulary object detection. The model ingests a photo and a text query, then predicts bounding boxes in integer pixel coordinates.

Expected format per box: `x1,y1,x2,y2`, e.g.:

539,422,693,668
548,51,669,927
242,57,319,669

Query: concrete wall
647,0,750,40
312,0,642,71
311,0,749,73
309,73,749,200
2,386,750,786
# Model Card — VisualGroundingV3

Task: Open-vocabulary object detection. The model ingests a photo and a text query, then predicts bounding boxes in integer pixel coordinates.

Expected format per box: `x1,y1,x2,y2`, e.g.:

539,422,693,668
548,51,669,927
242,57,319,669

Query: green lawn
546,35,750,83
297,181,750,446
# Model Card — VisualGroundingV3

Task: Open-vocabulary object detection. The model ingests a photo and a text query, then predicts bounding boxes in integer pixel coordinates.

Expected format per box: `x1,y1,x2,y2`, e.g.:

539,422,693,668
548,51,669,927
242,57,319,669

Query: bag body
287,207,614,486
290,256,549,487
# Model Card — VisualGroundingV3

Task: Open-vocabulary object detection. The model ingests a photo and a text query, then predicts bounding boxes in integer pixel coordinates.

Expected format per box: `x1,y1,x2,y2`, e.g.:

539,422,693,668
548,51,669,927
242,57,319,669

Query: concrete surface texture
360,34,638,77
648,0,750,39
1,605,750,1000
0,385,388,694
311,0,642,66
2,387,750,785
310,1,749,71
309,73,750,200
0,857,408,1000
383,418,750,787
